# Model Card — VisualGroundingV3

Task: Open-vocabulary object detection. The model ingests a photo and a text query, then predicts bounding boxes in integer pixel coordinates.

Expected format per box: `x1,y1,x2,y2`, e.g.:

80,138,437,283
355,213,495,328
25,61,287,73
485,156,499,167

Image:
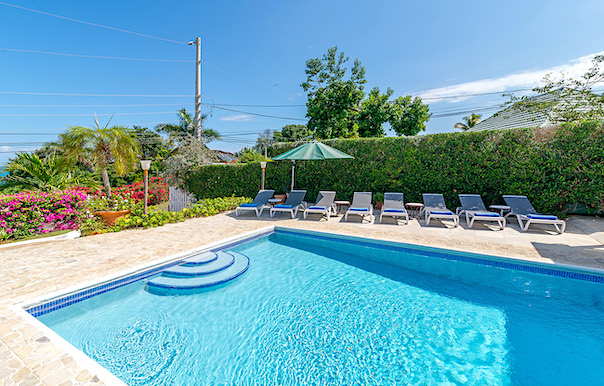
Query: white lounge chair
344,192,374,222
379,192,408,224
458,194,506,230
235,189,274,217
303,191,336,220
421,193,459,227
503,195,566,233
270,190,307,218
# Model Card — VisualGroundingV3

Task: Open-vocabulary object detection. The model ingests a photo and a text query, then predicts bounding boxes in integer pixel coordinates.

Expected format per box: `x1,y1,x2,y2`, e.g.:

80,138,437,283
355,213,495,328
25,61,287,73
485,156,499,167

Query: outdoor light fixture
140,160,151,215
260,161,267,190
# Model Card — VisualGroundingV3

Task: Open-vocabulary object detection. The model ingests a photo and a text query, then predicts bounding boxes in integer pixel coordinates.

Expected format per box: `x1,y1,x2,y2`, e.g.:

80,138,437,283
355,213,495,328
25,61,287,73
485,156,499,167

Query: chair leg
405,213,409,225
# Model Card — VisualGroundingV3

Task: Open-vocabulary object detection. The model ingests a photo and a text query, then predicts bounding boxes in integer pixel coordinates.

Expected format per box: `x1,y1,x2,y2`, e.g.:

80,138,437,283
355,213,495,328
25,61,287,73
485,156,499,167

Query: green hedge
185,121,604,215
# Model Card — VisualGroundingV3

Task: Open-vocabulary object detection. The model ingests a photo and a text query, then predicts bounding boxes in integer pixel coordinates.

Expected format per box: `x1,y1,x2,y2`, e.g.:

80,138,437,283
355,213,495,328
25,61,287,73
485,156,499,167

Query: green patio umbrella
272,140,354,191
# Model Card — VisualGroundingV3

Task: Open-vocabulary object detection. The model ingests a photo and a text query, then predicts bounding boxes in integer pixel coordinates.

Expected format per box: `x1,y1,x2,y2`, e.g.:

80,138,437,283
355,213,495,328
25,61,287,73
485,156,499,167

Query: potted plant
274,192,287,205
88,194,134,226
374,192,384,210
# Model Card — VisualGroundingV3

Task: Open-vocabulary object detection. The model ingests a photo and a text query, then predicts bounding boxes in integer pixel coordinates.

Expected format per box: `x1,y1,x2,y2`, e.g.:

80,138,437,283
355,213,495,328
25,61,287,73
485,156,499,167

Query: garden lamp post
140,160,151,215
260,161,267,190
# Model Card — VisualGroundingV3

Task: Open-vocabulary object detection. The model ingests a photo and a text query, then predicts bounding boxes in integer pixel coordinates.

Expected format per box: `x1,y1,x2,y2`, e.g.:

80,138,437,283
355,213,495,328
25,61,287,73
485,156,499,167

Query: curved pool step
163,252,234,277
146,251,250,296
182,251,218,266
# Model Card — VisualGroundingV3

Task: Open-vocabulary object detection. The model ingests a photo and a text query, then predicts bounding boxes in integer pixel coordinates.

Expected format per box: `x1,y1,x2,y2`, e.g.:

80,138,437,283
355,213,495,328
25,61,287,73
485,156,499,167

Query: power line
0,1,187,45
0,111,178,117
0,47,191,62
0,103,189,108
0,91,190,97
208,106,306,121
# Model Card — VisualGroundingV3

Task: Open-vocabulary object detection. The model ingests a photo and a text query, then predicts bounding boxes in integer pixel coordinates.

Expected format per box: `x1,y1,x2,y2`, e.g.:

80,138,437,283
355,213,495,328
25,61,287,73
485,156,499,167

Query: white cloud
219,115,252,122
418,52,603,103
1,146,13,152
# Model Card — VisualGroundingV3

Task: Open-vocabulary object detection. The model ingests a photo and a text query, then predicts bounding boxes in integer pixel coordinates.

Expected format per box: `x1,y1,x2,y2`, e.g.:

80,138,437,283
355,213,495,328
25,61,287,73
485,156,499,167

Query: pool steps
145,251,249,295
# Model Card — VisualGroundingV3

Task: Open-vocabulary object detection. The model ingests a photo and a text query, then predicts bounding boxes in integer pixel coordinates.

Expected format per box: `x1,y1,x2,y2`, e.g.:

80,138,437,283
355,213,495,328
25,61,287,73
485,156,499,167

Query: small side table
489,205,511,217
268,198,282,207
405,203,424,218
334,200,351,216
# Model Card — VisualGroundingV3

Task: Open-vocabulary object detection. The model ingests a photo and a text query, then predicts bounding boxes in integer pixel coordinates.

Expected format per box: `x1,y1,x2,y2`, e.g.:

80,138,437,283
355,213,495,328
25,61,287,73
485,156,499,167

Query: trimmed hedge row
185,121,604,215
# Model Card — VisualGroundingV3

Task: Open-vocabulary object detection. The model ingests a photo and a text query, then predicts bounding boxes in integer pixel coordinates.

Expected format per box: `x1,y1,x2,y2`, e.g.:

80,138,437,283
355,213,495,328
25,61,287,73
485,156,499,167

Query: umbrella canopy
272,141,354,190
272,141,354,161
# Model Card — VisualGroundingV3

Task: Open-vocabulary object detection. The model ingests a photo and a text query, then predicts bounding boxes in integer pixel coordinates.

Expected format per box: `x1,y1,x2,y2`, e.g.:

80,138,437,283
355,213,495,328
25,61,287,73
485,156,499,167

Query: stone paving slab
1,211,602,385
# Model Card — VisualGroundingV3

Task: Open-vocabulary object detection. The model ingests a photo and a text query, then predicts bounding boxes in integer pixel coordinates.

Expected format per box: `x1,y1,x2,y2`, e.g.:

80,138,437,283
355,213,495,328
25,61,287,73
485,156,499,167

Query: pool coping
11,224,604,385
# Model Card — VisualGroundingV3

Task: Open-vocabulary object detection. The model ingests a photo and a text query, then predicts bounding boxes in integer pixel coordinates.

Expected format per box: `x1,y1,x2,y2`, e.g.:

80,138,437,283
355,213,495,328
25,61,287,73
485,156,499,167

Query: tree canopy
301,46,430,139
454,114,482,131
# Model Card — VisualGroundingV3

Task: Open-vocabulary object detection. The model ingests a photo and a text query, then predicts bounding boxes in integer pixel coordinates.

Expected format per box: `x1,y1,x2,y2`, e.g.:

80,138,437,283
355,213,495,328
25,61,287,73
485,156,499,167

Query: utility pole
189,37,202,141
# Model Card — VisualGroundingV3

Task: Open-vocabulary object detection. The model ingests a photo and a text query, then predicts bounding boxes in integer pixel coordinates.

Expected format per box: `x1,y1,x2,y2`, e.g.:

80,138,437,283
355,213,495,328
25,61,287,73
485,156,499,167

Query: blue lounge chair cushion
527,214,558,220
274,204,292,209
349,207,369,211
384,209,406,213
474,212,499,217
430,210,453,215
308,206,327,210
240,203,258,208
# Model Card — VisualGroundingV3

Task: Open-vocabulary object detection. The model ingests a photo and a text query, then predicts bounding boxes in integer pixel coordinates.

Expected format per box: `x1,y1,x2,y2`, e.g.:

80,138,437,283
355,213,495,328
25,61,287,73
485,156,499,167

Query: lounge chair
303,191,336,220
269,190,307,218
379,192,409,224
458,194,506,230
421,193,459,227
344,192,374,222
503,195,566,233
235,189,275,217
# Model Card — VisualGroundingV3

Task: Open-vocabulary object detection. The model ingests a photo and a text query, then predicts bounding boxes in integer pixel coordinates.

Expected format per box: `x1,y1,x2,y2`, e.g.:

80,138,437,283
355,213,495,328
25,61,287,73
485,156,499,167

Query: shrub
0,190,88,242
110,196,249,231
183,121,604,215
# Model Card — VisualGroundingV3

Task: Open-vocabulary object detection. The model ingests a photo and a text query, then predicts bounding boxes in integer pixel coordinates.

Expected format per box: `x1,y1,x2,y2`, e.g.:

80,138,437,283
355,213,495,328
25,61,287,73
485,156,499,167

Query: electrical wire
0,1,187,45
0,47,191,62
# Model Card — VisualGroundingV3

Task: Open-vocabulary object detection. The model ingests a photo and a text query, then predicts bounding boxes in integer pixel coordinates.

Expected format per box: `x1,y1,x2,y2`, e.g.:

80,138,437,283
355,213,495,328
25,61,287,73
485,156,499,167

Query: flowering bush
112,177,169,205
0,190,88,242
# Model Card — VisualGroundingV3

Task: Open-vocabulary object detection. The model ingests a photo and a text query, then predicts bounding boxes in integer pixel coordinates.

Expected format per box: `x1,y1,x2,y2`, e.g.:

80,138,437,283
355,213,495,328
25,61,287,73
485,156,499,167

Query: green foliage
110,196,249,230
357,88,394,137
454,114,482,131
237,148,266,163
156,108,221,143
1,152,97,192
274,124,312,142
388,96,432,136
505,55,604,123
301,46,430,139
184,121,604,215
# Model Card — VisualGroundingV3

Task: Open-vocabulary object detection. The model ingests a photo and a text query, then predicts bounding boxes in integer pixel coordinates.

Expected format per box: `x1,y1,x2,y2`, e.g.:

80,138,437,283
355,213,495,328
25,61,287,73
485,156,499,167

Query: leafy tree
162,134,220,187
505,55,604,123
156,108,221,143
388,96,432,136
1,152,97,192
454,114,482,131
273,124,312,142
357,87,394,137
301,46,366,139
132,126,172,160
255,129,274,158
236,148,266,163
59,123,140,197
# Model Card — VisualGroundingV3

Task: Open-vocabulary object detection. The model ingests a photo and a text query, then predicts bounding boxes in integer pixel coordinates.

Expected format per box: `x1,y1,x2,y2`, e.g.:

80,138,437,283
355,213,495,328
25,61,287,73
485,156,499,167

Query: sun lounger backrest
503,195,537,214
284,190,307,206
351,192,372,208
459,194,487,211
251,189,275,205
422,193,447,209
384,193,405,209
314,191,336,207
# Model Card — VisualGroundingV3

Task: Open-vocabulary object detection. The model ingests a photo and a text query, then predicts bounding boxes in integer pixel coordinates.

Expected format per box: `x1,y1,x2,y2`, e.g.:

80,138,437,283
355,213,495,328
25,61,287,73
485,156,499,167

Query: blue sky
1,0,604,164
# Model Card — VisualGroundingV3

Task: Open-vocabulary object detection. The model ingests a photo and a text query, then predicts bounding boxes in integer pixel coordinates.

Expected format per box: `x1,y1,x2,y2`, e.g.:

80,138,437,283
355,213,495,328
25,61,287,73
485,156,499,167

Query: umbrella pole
291,160,295,191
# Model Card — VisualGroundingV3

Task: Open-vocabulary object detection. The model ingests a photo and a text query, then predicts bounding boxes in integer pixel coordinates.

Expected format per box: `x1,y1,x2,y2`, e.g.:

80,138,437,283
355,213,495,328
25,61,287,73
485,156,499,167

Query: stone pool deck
1,212,603,385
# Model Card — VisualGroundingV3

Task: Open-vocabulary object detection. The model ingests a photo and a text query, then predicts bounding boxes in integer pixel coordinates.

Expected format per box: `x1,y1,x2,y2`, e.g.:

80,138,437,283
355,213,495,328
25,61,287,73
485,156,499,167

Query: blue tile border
27,229,274,318
274,228,604,284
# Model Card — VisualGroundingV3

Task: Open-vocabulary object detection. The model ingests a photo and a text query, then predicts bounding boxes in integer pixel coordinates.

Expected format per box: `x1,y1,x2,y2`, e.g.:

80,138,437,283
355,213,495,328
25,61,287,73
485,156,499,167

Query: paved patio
1,211,603,385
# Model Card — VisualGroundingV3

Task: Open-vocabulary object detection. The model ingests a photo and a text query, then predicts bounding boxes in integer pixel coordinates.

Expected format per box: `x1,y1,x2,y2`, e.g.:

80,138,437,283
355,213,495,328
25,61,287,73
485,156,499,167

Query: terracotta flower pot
93,210,131,226
274,194,287,204
376,201,383,210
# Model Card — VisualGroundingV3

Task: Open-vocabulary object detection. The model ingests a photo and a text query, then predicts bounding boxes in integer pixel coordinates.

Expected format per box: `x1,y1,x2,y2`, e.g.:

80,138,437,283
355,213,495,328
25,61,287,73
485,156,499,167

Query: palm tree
454,114,482,131
1,152,97,192
156,108,221,142
59,123,140,197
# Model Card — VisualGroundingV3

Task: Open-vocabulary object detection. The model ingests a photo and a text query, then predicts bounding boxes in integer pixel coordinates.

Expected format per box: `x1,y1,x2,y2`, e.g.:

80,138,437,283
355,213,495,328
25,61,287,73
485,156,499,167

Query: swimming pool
33,228,604,385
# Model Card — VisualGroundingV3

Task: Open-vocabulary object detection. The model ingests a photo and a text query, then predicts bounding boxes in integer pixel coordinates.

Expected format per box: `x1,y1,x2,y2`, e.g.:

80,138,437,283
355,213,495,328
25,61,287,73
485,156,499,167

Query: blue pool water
38,230,604,385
